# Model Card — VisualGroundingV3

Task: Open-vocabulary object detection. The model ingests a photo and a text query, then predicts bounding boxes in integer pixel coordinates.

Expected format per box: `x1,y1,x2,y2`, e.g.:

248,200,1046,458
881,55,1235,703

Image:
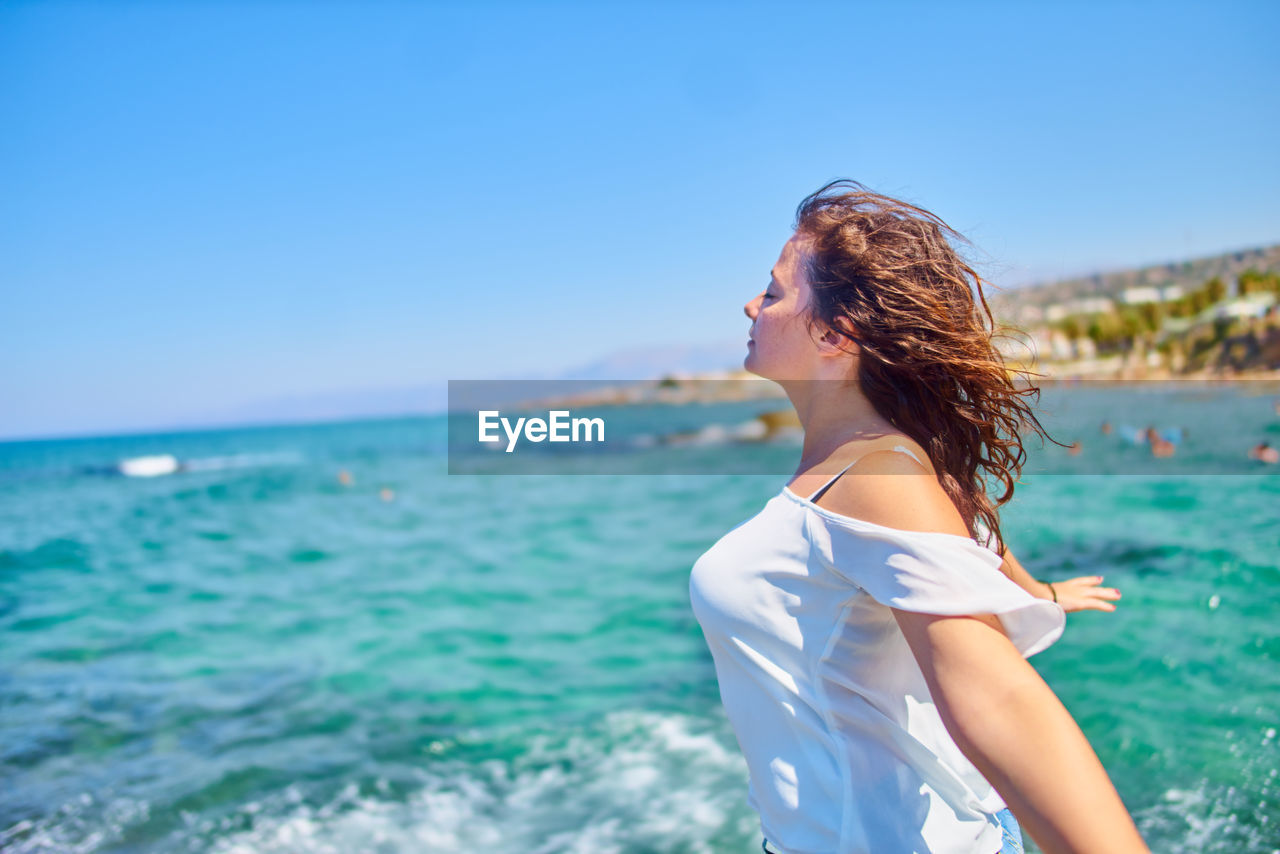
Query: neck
781,379,898,468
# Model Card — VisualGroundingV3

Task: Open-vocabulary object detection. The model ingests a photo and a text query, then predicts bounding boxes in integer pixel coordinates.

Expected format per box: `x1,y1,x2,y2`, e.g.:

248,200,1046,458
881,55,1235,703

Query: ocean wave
6,719,1277,852
0,792,151,854
1,710,754,853
204,710,753,854
1131,780,1279,853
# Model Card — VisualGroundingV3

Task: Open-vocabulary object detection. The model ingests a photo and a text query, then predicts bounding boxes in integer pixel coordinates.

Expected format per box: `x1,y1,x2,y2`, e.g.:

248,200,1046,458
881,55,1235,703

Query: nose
744,292,763,321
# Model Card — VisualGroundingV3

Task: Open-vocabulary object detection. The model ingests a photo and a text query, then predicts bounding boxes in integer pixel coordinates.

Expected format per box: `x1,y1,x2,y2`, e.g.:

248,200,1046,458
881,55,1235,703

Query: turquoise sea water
3,385,1278,853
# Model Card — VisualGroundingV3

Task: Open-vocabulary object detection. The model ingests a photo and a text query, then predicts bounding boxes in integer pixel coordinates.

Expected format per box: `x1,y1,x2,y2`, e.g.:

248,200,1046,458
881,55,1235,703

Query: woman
689,180,1148,853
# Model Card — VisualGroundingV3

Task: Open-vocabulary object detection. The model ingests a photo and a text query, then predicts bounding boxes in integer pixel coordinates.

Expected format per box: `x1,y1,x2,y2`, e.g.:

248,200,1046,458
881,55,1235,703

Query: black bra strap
806,446,926,503
806,458,861,503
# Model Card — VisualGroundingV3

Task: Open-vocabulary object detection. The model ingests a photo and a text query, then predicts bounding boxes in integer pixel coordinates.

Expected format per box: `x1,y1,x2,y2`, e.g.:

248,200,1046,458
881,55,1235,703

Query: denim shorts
761,809,1023,854
995,807,1024,854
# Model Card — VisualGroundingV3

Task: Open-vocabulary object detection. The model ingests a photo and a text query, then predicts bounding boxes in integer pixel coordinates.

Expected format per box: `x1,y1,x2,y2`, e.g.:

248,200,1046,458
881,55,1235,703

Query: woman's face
743,232,826,380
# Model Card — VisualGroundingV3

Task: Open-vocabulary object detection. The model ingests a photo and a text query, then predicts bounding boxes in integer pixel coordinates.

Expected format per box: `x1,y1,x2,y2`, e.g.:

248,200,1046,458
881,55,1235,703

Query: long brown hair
794,179,1059,555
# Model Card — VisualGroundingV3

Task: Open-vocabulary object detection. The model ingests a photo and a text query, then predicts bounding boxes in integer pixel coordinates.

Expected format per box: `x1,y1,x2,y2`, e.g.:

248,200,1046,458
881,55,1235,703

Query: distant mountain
190,339,749,428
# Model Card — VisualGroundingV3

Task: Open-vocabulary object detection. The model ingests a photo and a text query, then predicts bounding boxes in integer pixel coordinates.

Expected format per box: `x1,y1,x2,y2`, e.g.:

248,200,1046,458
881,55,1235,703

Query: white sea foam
219,747,1280,854
1129,782,1274,854
6,727,1269,853
1,793,150,853
181,451,305,472
198,710,755,854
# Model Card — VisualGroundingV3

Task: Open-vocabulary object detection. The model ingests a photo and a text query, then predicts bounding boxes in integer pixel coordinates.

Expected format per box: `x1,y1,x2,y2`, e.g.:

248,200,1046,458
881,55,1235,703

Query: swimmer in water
1144,427,1176,458
1249,442,1279,464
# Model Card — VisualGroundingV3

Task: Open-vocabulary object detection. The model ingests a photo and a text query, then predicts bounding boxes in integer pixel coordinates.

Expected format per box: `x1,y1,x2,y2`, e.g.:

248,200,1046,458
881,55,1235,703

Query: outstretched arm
999,547,1122,613
892,607,1149,854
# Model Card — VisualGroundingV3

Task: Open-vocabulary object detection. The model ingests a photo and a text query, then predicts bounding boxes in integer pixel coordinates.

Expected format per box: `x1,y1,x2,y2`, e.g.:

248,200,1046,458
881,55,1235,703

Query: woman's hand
1048,576,1122,613
998,548,1122,615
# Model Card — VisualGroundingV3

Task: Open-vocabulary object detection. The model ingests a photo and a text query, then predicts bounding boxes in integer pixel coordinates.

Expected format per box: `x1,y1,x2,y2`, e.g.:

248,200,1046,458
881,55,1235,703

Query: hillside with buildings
990,243,1280,379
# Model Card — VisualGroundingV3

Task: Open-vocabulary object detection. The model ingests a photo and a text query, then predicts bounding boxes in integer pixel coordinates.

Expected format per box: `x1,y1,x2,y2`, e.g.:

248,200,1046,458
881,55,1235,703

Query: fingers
1056,578,1123,613
1062,598,1117,614
1053,576,1128,614
1061,576,1122,599
1076,585,1121,600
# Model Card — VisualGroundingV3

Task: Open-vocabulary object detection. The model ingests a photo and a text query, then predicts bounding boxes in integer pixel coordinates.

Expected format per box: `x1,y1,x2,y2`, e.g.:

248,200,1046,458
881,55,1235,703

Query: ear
816,318,860,358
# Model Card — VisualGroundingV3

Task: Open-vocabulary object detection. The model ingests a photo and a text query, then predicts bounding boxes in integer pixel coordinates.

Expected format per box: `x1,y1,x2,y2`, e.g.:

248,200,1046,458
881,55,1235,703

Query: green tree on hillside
1056,315,1086,340
1188,288,1210,315
1136,301,1162,333
1239,269,1280,296
1086,313,1127,352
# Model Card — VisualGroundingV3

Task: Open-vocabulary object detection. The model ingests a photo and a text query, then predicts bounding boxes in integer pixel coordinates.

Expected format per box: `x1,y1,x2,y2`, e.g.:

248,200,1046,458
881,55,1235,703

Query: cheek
776,314,808,346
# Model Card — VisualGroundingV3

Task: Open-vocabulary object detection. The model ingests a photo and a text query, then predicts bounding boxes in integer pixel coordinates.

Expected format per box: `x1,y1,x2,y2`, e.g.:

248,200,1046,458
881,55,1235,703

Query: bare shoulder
813,448,971,538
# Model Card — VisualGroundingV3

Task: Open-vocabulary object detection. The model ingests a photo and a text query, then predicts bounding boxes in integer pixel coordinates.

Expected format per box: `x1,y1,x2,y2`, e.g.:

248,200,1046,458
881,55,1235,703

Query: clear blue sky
3,1,1277,439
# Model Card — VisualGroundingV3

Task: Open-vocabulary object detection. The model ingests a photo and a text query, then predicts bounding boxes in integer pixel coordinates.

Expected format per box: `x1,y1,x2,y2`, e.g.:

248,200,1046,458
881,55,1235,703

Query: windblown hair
794,179,1059,555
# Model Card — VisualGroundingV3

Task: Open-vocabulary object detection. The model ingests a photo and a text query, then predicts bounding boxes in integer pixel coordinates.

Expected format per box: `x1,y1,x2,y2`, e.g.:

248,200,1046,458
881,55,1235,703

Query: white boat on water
117,454,180,478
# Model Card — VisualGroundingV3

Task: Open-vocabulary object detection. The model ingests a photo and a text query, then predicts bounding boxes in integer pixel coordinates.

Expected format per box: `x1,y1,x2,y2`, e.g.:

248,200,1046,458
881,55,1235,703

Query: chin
742,356,769,381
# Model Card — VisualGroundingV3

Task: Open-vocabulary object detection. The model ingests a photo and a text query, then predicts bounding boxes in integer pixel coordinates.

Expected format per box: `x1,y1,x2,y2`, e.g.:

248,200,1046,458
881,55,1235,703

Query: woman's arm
822,453,1139,848
999,547,1122,613
892,607,1149,854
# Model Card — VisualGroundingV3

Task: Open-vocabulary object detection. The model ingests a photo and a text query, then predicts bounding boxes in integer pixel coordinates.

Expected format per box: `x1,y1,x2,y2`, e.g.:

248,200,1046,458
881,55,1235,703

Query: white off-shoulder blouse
689,450,1065,854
